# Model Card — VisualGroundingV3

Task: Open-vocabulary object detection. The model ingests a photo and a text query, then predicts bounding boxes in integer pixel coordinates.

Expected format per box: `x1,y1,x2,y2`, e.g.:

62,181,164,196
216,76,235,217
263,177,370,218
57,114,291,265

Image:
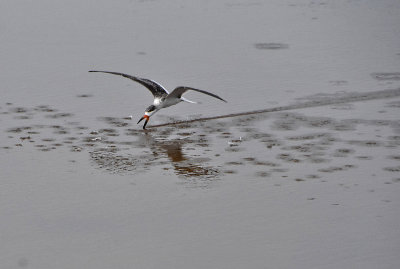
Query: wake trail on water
148,88,400,128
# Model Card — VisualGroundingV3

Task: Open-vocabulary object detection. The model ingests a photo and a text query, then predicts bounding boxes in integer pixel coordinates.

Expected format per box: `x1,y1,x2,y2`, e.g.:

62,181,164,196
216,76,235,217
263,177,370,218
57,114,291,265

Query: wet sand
1,0,400,268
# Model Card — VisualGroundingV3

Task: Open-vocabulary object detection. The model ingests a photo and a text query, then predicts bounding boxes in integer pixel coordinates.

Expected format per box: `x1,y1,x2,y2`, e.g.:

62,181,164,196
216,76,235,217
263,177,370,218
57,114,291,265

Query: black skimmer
89,71,227,129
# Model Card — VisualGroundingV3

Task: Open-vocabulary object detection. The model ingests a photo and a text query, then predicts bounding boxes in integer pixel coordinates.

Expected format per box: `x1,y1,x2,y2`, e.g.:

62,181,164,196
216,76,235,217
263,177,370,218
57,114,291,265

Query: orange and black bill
137,115,150,129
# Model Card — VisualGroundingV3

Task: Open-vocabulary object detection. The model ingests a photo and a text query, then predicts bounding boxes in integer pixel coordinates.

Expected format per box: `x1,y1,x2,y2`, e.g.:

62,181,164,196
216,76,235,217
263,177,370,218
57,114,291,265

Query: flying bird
89,71,227,129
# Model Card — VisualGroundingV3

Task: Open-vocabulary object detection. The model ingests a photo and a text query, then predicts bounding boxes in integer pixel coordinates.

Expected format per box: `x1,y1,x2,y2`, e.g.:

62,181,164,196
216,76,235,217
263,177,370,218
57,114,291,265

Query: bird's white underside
153,97,163,106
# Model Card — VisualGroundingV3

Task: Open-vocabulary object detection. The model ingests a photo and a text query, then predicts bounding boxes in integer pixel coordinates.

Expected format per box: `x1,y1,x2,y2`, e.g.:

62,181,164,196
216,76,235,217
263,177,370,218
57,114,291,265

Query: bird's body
89,70,226,129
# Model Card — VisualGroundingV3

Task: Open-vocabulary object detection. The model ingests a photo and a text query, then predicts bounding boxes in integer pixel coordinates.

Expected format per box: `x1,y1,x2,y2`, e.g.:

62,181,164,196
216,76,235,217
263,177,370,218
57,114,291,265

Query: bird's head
137,105,158,129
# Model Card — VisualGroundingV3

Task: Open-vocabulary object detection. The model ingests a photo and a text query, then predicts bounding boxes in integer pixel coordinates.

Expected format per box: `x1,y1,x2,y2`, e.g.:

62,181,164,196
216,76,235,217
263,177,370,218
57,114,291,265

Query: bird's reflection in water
164,141,218,179
141,132,219,179
89,130,219,180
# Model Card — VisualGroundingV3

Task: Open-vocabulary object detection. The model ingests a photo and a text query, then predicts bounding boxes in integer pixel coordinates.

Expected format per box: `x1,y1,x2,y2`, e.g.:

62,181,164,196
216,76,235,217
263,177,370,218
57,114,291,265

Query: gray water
1,1,400,268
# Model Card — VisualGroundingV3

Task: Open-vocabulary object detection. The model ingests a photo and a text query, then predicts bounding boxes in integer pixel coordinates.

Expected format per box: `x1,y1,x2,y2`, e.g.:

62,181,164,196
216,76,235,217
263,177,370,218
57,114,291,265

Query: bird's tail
182,97,201,104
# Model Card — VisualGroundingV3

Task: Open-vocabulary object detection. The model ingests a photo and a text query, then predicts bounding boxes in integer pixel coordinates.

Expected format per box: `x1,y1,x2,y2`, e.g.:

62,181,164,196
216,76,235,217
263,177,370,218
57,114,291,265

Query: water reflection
2,87,400,184
89,131,219,179
160,140,218,179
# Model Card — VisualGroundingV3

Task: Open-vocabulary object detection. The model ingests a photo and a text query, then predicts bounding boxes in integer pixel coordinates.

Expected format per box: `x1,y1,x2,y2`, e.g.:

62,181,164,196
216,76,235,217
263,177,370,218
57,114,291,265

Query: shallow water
2,90,400,182
1,0,400,268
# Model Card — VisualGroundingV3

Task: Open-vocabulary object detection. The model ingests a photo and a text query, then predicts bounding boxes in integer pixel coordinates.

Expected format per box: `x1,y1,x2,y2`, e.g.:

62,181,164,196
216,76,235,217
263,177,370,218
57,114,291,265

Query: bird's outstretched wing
167,87,227,103
89,70,169,97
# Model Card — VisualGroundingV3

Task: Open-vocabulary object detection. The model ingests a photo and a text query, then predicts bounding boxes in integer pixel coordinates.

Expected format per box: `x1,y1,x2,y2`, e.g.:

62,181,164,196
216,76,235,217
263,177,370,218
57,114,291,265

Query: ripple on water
255,171,270,177
329,80,348,86
387,155,400,161
76,94,94,98
254,43,289,50
383,166,400,172
355,155,373,160
386,100,400,108
98,128,119,136
318,164,357,173
7,126,32,133
98,117,129,127
33,105,57,112
2,95,399,185
332,148,355,157
347,140,383,147
9,107,29,113
306,174,320,179
45,113,74,119
371,72,400,81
